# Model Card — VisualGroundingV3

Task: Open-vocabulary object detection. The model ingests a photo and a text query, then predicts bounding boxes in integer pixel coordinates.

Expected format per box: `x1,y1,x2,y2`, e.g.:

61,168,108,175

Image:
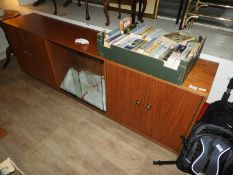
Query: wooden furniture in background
2,13,218,152
117,0,147,22
179,0,233,29
104,0,143,26
78,0,90,20
0,10,20,69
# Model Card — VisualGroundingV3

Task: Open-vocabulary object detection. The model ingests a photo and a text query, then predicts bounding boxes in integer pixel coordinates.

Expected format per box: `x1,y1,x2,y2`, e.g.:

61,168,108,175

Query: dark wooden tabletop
0,10,20,22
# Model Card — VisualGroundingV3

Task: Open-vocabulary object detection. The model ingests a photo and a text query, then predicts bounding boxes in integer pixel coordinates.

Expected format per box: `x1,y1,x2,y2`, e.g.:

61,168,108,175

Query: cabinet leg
2,46,13,69
104,0,110,26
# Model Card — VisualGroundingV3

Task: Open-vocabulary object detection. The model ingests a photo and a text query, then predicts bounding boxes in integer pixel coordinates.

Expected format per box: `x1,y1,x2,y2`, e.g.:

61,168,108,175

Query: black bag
200,78,233,129
176,124,233,175
176,78,233,175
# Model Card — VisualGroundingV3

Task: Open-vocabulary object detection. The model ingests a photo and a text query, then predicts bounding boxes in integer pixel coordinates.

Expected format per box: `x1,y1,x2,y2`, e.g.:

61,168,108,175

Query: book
106,29,120,39
145,29,164,41
161,31,195,45
152,43,172,59
137,27,153,39
144,41,161,56
156,46,174,60
129,24,147,34
131,40,148,52
115,36,136,48
124,39,145,50
137,38,158,53
104,34,125,48
131,25,150,36
120,17,132,34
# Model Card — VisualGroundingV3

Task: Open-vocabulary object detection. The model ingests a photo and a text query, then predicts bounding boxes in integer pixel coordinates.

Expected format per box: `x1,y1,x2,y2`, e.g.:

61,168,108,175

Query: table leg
78,0,81,6
52,0,57,15
85,0,90,20
176,0,184,24
138,0,147,23
179,0,190,30
131,0,137,24
104,0,110,26
2,46,13,69
138,0,142,21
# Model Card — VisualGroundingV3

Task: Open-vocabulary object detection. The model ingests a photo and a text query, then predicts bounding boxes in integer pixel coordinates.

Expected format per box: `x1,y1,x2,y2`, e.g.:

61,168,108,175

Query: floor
23,1,233,61
0,59,185,174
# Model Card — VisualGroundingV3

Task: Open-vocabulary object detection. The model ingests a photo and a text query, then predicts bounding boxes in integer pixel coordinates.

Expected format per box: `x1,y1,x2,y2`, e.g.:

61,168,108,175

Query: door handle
135,99,141,105
145,104,152,111
28,51,33,56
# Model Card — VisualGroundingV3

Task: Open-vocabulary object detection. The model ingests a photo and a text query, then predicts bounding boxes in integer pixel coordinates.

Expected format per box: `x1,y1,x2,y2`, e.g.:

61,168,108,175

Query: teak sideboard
2,13,218,153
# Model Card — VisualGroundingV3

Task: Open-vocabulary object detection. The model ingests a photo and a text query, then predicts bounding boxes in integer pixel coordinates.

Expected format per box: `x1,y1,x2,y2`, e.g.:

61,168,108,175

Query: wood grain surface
2,13,104,60
106,60,148,131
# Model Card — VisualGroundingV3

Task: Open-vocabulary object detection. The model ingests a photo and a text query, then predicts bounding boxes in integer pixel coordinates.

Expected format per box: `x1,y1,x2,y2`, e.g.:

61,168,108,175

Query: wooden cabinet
2,13,218,153
141,77,203,151
3,25,56,88
106,60,204,152
106,61,147,131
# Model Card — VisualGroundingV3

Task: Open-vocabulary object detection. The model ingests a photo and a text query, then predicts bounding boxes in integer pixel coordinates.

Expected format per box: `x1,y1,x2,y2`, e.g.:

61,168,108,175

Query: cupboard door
106,61,147,131
26,31,56,87
3,25,29,71
141,77,203,152
4,25,56,87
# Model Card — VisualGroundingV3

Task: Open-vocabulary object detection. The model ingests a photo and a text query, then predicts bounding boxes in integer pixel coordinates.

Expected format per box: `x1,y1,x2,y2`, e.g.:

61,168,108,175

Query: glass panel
60,49,106,111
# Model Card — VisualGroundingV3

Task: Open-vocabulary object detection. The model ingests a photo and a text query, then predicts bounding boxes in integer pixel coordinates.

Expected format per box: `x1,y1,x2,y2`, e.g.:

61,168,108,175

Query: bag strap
191,137,231,175
222,150,233,175
188,124,233,144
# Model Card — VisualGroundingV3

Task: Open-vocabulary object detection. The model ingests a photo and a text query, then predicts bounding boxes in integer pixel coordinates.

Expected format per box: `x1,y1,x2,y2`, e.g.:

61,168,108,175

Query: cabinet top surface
182,59,218,96
3,13,104,60
0,10,20,22
3,13,219,95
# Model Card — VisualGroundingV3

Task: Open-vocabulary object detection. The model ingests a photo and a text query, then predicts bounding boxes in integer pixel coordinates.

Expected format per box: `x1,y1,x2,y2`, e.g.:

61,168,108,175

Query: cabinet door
106,61,148,131
4,25,56,87
141,77,203,152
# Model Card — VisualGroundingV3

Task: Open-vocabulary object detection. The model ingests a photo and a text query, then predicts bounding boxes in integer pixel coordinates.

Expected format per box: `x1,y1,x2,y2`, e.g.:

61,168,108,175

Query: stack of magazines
103,24,204,70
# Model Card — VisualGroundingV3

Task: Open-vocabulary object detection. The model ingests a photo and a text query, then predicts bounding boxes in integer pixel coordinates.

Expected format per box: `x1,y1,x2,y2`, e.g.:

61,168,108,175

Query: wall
201,54,233,103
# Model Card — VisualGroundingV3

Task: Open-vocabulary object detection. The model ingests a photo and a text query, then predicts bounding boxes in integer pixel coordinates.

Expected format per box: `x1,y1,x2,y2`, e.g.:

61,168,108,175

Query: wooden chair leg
104,0,110,26
52,0,57,15
118,0,121,19
78,0,81,6
131,0,137,24
2,46,13,69
140,0,147,23
85,0,90,20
